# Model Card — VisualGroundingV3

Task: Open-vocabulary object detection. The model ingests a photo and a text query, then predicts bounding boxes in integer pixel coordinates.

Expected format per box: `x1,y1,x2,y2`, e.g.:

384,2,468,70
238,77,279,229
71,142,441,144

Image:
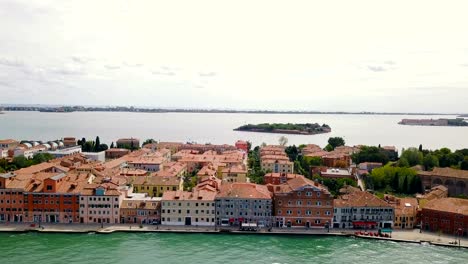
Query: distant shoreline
1,107,464,116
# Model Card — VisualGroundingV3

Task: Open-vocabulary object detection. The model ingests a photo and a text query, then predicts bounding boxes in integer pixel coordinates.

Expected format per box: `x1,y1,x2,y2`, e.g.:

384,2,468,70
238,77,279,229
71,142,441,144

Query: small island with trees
234,123,331,135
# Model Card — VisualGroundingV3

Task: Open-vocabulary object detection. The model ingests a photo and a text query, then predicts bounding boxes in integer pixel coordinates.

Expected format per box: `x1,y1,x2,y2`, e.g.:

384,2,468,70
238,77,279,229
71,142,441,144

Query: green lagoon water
2,233,468,264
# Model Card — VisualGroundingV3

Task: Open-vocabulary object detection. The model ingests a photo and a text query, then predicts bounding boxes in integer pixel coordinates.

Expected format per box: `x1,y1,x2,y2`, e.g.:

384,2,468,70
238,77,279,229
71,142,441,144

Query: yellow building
221,164,247,183
261,159,294,173
386,196,418,229
132,176,183,197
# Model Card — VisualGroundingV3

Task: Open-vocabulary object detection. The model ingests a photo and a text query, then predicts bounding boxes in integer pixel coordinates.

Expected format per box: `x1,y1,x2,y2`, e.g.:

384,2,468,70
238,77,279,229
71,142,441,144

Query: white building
82,151,106,162
48,145,82,158
0,149,8,158
333,187,394,229
161,189,216,226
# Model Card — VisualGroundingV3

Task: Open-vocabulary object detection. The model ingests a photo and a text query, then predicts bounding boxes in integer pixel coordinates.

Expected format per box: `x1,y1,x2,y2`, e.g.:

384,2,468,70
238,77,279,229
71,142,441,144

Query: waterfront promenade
1,223,467,249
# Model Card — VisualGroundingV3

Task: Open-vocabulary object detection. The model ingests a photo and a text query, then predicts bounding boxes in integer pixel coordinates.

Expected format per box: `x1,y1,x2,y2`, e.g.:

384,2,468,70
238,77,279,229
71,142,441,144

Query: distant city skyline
1,0,468,113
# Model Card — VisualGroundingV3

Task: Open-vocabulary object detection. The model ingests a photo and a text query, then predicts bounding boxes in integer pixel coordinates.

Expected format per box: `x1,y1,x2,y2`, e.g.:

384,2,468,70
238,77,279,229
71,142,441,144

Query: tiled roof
334,190,391,208
162,189,217,201
217,183,272,199
272,175,330,194
424,198,468,215
419,167,468,180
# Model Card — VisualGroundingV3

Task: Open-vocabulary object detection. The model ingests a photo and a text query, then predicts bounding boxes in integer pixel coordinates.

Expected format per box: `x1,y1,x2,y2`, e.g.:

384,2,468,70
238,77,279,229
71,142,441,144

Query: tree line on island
235,123,331,134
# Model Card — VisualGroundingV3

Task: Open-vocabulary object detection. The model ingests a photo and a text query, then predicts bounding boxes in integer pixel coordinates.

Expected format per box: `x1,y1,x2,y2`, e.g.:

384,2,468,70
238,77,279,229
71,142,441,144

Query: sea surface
1,111,468,151
2,232,468,264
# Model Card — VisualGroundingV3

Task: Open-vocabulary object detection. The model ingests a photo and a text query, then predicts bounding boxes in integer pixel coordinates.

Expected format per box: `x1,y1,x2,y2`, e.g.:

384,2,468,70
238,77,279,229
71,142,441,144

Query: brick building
270,176,333,228
421,198,468,237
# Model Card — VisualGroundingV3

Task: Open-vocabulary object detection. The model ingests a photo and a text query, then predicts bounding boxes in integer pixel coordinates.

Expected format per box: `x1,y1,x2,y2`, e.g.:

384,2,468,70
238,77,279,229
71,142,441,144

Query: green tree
418,144,423,152
423,154,439,171
143,139,156,146
94,136,101,152
285,145,299,161
400,148,423,167
0,167,5,173
461,157,468,170
351,146,390,165
13,156,31,168
397,157,410,167
83,141,95,152
327,137,345,150
98,144,109,151
246,141,252,152
110,142,115,148
33,153,54,164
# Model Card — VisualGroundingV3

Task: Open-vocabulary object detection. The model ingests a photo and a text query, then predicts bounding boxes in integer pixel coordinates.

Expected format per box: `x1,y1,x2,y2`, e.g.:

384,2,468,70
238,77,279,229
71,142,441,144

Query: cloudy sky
1,0,467,113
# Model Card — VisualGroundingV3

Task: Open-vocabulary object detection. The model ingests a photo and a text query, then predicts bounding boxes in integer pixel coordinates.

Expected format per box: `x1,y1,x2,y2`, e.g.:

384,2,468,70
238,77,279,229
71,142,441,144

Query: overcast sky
1,0,467,113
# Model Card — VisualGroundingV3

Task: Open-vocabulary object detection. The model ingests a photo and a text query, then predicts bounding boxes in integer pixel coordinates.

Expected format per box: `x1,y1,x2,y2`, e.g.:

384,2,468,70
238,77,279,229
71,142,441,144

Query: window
316,201,321,206
296,201,302,206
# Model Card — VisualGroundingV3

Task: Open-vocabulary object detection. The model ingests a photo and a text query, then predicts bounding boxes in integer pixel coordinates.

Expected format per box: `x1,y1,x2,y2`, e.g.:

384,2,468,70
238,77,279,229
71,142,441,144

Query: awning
238,217,244,222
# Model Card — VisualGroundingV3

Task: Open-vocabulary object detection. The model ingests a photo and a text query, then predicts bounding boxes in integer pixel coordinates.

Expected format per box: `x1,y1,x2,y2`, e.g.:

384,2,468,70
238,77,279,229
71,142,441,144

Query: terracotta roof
424,198,468,215
0,139,18,144
222,164,247,174
334,190,391,208
162,189,217,201
272,175,330,194
419,167,468,180
392,197,418,216
217,183,272,199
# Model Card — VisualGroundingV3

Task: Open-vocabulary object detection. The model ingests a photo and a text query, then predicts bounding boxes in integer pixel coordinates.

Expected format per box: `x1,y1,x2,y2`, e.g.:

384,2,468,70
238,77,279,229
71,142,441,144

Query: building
385,195,418,229
105,148,131,159
317,167,354,179
116,138,140,149
221,164,247,183
82,151,106,162
47,146,82,158
0,172,26,222
264,173,303,185
79,182,128,224
161,189,216,226
421,198,468,237
127,157,165,172
358,162,383,172
0,148,8,158
120,193,161,224
333,186,394,229
63,137,77,147
418,167,468,196
22,171,91,223
132,176,183,197
261,159,294,174
153,162,187,178
322,153,351,168
270,176,333,228
215,183,273,227
0,139,19,150
235,140,249,152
